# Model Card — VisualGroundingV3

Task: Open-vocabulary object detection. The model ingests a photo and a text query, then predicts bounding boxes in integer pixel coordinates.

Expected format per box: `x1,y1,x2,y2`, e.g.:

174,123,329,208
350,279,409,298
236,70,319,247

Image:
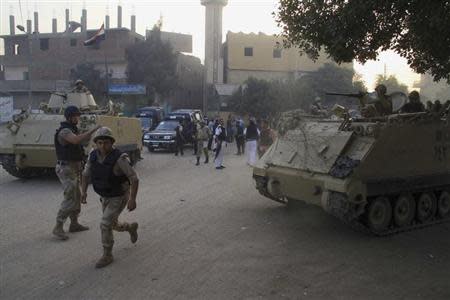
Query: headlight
143,134,150,139
164,136,173,140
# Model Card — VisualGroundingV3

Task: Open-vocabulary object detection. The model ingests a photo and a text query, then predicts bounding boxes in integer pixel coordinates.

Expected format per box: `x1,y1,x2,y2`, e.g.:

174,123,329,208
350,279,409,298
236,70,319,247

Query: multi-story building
223,31,352,85
0,10,203,111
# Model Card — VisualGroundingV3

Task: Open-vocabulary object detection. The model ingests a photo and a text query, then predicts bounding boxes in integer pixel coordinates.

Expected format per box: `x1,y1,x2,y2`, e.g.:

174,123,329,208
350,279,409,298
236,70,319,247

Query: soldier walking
52,106,99,240
195,121,212,165
81,127,139,268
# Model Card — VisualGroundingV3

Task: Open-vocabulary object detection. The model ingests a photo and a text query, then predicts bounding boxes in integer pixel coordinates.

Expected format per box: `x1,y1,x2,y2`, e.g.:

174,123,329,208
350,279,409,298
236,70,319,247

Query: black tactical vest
245,124,259,140
54,122,84,161
89,148,129,197
218,125,226,141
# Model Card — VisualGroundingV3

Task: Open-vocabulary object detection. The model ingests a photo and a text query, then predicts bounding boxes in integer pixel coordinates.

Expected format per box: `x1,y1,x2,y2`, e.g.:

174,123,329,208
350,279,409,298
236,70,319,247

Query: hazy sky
0,0,420,90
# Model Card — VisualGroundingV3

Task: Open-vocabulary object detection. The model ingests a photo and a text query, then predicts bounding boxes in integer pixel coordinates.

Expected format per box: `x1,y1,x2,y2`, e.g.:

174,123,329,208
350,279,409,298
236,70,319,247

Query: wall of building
1,29,143,81
224,31,353,84
418,74,450,101
227,69,291,85
4,66,28,80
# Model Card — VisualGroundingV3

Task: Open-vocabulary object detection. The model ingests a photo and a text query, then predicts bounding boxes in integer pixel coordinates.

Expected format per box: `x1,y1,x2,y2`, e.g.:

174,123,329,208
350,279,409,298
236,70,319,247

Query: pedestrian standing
226,115,233,143
214,119,226,169
81,127,139,268
207,118,215,150
235,119,245,155
174,120,184,156
195,121,212,165
244,118,260,166
52,106,99,240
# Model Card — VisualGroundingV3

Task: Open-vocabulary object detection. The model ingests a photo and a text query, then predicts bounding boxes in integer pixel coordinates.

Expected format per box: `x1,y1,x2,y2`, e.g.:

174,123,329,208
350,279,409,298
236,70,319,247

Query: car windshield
156,121,178,131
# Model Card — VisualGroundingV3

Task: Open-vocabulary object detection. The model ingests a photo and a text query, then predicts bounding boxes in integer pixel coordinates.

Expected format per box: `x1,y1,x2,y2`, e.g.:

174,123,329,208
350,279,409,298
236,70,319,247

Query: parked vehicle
164,109,203,144
136,106,165,132
143,120,179,152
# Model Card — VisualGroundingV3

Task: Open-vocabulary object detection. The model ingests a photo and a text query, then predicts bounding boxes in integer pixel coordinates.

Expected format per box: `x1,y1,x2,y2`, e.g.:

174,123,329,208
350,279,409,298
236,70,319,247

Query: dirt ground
1,146,450,299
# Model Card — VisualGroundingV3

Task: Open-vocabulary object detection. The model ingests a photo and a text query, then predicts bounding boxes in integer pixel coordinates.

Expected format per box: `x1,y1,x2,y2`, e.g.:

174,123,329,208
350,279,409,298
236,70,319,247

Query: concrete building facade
0,12,203,111
223,32,353,85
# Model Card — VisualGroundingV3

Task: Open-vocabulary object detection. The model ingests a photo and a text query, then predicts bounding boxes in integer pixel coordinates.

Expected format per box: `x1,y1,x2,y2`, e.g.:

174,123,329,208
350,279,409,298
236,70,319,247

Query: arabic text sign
109,84,146,95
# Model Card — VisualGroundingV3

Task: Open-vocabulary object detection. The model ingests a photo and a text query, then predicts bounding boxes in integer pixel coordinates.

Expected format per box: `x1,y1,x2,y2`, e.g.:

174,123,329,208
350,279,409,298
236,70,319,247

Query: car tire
147,146,154,152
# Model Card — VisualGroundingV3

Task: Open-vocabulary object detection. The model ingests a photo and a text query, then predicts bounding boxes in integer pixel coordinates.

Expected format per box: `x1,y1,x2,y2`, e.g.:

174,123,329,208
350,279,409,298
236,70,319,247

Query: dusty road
1,146,450,299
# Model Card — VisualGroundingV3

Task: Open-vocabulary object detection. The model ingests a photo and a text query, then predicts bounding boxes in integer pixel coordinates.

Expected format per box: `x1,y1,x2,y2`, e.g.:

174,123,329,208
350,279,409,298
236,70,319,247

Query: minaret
201,0,228,84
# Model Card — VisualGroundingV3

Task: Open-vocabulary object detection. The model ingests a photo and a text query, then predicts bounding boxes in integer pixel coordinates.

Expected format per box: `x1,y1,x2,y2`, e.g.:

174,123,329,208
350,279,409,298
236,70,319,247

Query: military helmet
64,105,81,119
93,126,115,143
75,79,84,85
375,84,387,95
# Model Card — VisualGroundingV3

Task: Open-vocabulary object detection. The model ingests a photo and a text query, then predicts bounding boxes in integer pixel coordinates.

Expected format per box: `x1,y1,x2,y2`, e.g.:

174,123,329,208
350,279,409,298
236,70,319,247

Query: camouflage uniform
83,151,139,250
55,129,83,224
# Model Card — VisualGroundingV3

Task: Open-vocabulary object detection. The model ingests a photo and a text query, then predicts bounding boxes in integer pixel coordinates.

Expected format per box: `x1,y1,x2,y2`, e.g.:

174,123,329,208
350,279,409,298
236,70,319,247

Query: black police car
143,120,179,152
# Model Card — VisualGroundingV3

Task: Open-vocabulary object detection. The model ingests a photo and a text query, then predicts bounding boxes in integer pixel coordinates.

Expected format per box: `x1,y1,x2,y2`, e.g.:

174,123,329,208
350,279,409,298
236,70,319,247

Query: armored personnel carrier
253,102,450,235
0,91,142,179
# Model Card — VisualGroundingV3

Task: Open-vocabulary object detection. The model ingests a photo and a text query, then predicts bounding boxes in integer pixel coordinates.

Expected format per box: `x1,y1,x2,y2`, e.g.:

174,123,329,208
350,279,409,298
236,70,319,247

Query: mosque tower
201,0,228,84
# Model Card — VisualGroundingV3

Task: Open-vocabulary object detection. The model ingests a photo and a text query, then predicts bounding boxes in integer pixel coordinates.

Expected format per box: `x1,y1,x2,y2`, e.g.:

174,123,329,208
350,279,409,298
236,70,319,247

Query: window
40,38,49,51
244,47,253,57
13,43,20,55
273,48,282,58
70,39,77,47
23,71,29,80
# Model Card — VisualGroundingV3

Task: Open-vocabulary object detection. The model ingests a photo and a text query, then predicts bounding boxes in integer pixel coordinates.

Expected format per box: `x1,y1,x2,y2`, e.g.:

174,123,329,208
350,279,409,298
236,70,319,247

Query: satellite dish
390,92,408,113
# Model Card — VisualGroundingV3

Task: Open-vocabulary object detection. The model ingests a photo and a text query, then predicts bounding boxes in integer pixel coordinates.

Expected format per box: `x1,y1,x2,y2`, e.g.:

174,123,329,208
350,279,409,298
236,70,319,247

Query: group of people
175,115,277,170
53,105,139,269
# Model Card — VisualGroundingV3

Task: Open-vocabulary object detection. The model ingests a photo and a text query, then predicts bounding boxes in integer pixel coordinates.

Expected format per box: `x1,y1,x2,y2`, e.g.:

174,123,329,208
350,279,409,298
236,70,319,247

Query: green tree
228,64,366,116
126,26,178,103
375,75,409,94
228,77,278,119
276,0,450,82
69,62,106,102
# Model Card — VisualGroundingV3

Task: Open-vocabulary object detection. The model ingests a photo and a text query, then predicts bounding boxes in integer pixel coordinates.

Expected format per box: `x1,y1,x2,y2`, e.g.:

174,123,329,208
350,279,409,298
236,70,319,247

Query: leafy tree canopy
276,0,450,82
70,62,106,102
126,26,178,101
228,63,366,118
375,74,409,94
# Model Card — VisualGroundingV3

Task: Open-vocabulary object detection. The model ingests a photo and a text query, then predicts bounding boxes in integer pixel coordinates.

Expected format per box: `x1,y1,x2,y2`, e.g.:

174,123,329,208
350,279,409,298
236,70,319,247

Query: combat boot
69,217,90,232
196,157,200,166
128,222,139,244
95,247,114,268
52,221,69,240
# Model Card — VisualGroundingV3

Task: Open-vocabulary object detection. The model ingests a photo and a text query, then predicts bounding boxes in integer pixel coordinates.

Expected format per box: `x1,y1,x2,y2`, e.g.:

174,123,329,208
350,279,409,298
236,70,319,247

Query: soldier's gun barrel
326,92,365,98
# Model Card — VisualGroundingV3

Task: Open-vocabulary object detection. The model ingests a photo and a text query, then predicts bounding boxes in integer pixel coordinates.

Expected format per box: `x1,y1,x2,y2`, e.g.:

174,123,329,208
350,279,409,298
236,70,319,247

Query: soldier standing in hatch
373,84,392,116
72,79,89,93
52,106,99,240
81,127,139,268
258,120,276,158
402,91,425,113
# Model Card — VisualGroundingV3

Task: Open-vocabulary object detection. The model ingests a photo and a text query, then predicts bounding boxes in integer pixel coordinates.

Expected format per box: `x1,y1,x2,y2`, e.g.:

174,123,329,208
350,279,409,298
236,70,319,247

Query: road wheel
437,191,450,218
416,192,437,223
366,196,392,233
393,194,415,227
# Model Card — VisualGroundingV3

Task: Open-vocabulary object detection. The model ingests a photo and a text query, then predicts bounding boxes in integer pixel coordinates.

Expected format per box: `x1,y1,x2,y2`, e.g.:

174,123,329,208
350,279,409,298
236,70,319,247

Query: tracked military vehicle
253,96,450,235
0,90,142,179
